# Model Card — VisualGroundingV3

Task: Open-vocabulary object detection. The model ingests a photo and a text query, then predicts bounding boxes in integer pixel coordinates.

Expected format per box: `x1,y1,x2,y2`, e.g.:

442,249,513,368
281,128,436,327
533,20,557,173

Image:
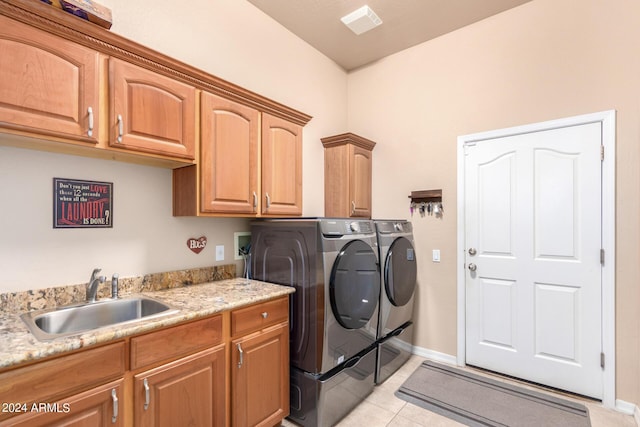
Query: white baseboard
621,400,640,426
411,344,457,366
633,403,640,426
612,400,640,425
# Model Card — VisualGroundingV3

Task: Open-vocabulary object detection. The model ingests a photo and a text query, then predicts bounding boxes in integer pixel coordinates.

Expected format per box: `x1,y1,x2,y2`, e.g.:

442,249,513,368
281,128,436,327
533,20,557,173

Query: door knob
468,263,477,272
468,248,477,256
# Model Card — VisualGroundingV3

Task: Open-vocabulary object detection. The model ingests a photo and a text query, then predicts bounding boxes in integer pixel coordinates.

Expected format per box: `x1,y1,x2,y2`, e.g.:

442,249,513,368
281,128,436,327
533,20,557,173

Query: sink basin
21,296,178,341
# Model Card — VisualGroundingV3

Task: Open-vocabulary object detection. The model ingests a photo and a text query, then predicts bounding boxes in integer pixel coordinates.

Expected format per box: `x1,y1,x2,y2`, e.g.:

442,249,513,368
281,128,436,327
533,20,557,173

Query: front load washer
374,220,417,384
250,218,380,427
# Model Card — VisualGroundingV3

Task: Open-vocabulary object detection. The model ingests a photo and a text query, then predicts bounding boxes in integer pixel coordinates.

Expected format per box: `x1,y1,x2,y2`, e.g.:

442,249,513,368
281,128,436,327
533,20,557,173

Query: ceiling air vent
340,5,382,35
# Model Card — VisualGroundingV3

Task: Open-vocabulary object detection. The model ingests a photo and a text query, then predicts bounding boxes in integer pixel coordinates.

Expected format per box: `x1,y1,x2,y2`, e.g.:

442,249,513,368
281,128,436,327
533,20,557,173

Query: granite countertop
0,278,294,370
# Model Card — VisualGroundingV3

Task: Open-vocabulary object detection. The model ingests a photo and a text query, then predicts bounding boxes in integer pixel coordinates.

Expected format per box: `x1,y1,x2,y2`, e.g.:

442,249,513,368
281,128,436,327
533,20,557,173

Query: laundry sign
53,178,113,228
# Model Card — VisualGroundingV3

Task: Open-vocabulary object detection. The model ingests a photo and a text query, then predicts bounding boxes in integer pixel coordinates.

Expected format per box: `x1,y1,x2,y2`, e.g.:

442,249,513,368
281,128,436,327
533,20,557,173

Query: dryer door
384,237,417,306
329,240,380,329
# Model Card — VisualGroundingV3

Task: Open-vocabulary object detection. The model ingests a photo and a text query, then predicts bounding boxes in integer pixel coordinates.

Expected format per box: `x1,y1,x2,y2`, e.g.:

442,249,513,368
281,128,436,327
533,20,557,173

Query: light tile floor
283,356,637,427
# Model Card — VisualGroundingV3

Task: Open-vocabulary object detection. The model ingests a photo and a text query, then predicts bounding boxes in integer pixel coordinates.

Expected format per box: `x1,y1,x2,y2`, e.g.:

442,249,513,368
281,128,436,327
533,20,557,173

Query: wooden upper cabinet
349,144,374,217
109,58,196,160
173,108,304,217
0,15,100,144
200,92,259,214
0,1,310,169
261,113,303,216
322,133,376,218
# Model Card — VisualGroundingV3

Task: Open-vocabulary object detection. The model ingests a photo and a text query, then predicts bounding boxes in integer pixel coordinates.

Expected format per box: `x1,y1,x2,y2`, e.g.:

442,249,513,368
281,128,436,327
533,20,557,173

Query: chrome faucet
87,268,106,303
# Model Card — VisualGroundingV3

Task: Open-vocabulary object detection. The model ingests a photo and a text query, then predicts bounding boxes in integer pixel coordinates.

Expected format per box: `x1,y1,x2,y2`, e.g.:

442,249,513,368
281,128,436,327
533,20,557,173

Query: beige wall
2,0,638,410
0,0,346,291
347,0,640,406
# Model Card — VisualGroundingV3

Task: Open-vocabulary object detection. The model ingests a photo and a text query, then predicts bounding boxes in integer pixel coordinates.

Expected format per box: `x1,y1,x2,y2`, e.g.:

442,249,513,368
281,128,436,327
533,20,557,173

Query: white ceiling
247,0,533,71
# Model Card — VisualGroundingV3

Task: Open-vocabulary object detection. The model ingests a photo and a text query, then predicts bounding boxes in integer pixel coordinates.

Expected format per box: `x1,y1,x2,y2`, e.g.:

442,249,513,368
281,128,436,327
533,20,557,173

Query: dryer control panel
375,220,413,235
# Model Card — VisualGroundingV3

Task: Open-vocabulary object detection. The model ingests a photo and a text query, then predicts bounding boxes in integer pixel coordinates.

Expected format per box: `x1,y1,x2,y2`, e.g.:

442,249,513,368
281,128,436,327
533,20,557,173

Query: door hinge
600,145,605,161
600,249,605,265
600,352,605,369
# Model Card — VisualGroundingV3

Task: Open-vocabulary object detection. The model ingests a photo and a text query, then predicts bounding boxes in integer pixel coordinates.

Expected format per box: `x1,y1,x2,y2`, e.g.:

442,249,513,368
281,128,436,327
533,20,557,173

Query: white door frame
456,110,616,408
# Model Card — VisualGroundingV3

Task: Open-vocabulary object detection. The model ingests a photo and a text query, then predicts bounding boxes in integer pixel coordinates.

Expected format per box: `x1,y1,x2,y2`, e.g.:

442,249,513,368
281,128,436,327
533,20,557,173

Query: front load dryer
250,218,380,427
374,220,417,384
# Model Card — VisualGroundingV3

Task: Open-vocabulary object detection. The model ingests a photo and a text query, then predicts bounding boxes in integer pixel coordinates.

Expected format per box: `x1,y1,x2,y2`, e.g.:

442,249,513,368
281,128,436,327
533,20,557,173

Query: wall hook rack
408,189,443,217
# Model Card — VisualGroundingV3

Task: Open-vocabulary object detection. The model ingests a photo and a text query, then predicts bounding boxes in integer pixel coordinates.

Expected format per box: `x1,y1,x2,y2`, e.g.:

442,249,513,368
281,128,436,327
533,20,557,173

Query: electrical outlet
216,245,224,261
432,249,441,263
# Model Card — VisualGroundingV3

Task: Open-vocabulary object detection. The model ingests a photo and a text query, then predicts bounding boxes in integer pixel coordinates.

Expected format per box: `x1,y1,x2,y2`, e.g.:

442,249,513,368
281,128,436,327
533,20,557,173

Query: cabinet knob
261,312,268,319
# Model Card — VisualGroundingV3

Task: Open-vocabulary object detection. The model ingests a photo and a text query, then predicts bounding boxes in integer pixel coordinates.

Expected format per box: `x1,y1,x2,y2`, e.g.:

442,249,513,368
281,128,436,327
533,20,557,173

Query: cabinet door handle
265,193,271,209
237,343,244,368
117,114,123,143
87,107,94,137
261,311,268,319
143,378,150,410
111,389,118,423
351,200,356,215
253,191,258,210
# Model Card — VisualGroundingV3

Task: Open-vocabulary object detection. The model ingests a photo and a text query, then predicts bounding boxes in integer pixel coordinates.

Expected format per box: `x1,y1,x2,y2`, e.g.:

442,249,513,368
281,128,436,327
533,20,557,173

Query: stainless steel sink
21,296,178,341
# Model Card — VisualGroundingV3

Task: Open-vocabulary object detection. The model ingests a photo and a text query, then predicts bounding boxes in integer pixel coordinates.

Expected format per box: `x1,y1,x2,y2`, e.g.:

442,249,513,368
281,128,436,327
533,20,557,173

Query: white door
464,121,603,399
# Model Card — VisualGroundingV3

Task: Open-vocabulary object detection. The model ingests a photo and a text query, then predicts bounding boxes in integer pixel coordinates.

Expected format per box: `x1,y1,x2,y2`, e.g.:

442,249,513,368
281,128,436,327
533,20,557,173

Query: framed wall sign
53,178,113,228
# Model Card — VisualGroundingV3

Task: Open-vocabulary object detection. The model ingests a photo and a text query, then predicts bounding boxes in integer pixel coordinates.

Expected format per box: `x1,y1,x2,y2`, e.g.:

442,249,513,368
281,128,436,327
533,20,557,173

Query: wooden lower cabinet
0,297,291,427
231,322,289,427
133,345,226,427
0,379,124,427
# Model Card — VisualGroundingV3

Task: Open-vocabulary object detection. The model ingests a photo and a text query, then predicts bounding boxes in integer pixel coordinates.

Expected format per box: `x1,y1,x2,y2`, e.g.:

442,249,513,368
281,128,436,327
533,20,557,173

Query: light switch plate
216,245,224,261
432,249,441,262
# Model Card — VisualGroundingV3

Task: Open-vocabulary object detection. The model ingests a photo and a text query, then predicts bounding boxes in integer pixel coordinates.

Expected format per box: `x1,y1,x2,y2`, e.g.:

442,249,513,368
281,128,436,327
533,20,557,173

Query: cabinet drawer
130,315,222,370
231,297,288,338
0,341,125,421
